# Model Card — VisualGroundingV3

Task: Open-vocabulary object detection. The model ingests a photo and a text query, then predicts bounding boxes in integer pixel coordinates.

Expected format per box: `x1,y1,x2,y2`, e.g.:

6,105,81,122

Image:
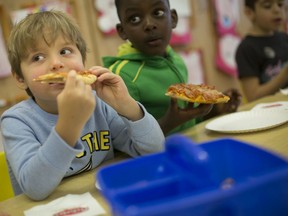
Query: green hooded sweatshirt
102,42,196,134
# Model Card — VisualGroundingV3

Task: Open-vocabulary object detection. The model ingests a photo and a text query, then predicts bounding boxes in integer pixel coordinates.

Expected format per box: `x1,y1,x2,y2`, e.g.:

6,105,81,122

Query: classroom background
0,0,287,151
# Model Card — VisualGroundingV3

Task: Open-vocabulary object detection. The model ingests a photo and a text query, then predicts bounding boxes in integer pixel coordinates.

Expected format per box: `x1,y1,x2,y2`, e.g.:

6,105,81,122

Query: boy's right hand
159,98,213,134
56,70,96,146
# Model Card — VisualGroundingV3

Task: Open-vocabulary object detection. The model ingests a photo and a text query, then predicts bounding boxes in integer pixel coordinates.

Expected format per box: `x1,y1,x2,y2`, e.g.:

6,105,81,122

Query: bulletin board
169,0,194,46
10,1,72,24
212,0,241,77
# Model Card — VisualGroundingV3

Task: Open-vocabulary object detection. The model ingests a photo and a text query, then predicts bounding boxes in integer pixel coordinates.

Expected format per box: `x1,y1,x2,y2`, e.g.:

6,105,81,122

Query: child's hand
216,88,242,114
159,98,213,134
89,66,143,121
56,70,96,146
89,66,128,105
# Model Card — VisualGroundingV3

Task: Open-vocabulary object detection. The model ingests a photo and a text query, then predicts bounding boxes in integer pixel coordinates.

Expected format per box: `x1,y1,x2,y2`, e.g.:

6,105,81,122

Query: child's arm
241,65,288,101
89,66,144,121
55,71,96,146
158,98,213,134
89,66,164,155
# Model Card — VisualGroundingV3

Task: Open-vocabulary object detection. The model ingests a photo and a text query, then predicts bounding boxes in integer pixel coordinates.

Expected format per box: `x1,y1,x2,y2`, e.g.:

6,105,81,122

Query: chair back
0,151,14,201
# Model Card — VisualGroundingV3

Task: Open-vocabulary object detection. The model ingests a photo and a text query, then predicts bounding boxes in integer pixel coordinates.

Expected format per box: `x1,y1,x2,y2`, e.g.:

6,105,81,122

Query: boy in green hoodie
103,0,242,135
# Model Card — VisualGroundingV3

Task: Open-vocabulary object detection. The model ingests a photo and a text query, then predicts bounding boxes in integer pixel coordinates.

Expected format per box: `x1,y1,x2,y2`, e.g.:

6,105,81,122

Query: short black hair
114,0,170,20
115,0,170,9
245,0,257,9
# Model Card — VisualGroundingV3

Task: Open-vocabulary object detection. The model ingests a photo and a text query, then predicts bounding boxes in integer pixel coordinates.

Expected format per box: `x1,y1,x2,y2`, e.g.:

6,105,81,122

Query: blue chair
0,151,14,201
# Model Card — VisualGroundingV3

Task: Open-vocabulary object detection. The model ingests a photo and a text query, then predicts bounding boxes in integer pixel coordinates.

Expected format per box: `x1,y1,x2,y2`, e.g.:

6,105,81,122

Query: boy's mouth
48,83,65,88
273,18,283,24
146,38,162,46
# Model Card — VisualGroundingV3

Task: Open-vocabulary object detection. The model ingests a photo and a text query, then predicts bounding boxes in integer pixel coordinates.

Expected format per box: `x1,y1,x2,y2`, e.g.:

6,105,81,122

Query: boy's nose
50,58,64,71
143,16,157,31
273,3,282,13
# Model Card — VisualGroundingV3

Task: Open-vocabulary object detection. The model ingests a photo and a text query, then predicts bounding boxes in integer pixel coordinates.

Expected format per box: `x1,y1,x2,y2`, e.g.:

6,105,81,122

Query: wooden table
0,153,131,216
182,92,288,158
0,92,287,215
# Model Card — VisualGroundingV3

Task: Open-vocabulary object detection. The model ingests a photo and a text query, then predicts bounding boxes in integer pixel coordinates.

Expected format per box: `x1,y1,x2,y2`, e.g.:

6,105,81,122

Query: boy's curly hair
8,10,87,96
114,0,170,20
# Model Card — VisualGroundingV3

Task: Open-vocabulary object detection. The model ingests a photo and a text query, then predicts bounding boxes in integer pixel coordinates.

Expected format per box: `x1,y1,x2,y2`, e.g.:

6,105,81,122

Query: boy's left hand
89,66,127,105
89,66,143,121
216,88,242,114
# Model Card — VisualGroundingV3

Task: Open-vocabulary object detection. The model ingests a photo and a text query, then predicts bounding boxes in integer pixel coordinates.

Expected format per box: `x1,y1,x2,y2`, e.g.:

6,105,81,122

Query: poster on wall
10,1,71,24
170,0,192,17
216,34,241,77
178,49,205,84
213,0,241,77
94,0,118,35
0,23,11,78
213,0,240,35
170,0,192,46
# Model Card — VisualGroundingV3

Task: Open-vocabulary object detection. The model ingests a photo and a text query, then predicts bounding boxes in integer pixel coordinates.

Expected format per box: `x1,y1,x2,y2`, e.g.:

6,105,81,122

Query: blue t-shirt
1,92,164,200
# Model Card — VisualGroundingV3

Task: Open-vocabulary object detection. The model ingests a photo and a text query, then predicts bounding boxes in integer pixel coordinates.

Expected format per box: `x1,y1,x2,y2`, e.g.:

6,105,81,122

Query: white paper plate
205,110,288,133
251,101,288,112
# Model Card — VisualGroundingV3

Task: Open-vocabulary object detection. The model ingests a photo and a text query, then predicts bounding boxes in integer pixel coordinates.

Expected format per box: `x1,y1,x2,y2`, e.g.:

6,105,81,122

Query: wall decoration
94,0,118,35
178,49,205,84
170,0,192,17
11,1,71,24
213,0,239,35
213,0,241,77
170,0,193,46
170,17,192,46
215,34,241,77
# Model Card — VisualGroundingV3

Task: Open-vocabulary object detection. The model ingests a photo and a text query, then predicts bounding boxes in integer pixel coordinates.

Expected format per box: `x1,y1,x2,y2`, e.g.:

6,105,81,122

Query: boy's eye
262,1,284,9
262,3,272,8
278,1,284,7
155,10,165,17
130,16,141,24
60,48,72,55
33,55,44,62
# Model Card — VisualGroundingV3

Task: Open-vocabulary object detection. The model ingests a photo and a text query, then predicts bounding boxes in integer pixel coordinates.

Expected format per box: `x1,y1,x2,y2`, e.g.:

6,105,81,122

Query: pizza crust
33,71,97,85
165,83,230,104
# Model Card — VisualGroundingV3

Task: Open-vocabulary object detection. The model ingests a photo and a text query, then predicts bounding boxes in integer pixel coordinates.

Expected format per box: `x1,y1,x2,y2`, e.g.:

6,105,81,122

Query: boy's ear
244,7,255,22
170,9,178,29
116,23,128,40
14,73,28,90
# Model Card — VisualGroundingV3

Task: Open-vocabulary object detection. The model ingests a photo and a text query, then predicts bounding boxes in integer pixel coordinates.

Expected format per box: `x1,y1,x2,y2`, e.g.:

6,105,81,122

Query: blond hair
8,10,87,80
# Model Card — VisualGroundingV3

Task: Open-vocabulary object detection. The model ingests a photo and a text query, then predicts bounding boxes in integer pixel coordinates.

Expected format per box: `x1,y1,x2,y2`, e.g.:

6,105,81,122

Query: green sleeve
120,72,141,102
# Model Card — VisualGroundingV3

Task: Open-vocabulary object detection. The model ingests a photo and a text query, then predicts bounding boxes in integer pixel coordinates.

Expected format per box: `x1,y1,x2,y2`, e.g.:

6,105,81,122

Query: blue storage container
96,135,288,216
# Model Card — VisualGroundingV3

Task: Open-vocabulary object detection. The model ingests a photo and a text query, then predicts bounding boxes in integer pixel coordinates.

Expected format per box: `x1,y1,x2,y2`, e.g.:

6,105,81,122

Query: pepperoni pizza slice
165,83,230,104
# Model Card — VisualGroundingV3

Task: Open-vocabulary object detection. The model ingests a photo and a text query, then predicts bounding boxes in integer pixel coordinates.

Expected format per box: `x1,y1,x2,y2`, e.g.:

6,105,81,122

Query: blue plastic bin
96,135,288,216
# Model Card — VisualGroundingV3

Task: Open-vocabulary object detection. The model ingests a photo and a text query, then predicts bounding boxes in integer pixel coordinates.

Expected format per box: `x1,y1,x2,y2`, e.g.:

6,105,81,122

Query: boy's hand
159,98,213,134
56,70,96,146
89,66,143,121
216,88,242,114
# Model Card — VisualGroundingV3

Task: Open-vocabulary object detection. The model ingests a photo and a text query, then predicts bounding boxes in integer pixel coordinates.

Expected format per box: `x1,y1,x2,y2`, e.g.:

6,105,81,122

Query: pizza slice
165,83,230,104
33,71,97,85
